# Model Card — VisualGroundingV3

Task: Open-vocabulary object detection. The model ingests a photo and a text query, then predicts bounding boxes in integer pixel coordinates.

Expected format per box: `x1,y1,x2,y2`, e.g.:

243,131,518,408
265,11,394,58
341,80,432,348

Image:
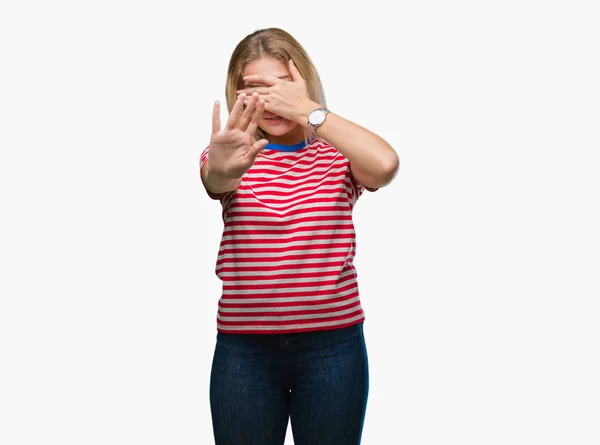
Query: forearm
201,160,242,194
296,101,399,187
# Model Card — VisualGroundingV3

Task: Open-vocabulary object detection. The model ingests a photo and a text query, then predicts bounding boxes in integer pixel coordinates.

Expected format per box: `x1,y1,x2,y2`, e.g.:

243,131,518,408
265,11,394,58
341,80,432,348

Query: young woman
200,27,399,445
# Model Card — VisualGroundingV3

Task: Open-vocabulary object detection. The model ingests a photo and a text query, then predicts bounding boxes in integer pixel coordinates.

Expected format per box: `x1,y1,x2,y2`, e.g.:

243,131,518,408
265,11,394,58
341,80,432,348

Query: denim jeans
209,321,369,445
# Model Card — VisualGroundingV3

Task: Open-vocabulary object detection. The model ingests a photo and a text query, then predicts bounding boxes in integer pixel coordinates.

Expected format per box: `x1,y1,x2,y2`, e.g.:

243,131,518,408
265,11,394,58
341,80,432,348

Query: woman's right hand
208,92,269,180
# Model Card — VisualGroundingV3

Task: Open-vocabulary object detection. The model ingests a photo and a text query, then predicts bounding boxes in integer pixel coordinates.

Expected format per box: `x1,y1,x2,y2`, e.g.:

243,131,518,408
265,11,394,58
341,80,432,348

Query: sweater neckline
264,137,317,152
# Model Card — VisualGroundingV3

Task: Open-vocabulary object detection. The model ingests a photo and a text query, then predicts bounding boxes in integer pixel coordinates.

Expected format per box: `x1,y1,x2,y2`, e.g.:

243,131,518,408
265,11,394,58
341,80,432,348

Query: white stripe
226,210,350,223
217,247,351,261
219,296,361,313
239,171,347,190
251,154,344,169
220,285,358,302
246,163,347,180
221,228,355,241
217,266,344,278
221,281,357,296
220,269,356,287
243,170,347,186
217,305,361,322
218,239,354,250
227,205,348,219
217,257,351,269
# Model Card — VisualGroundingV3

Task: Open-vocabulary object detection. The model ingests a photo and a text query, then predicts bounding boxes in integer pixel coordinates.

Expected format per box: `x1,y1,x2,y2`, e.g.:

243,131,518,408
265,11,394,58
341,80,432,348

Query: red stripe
218,242,353,255
247,165,347,182
216,261,347,273
216,251,349,266
227,205,350,219
223,215,353,228
222,224,355,237
252,155,343,171
219,271,342,282
237,176,346,192
216,309,364,327
219,281,359,299
222,274,356,291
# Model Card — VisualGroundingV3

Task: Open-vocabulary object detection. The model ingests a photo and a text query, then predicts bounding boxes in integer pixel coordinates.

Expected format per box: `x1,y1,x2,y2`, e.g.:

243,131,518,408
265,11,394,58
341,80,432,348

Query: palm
210,129,255,177
208,93,268,180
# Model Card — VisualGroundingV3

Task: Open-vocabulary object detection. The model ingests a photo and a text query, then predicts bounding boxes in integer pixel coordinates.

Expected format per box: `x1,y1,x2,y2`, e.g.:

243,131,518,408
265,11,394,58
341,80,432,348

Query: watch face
309,109,325,125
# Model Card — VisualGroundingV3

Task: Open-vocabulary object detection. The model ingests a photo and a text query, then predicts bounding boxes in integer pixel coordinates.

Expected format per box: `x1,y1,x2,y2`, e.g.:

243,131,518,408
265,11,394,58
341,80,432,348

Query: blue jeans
209,321,369,445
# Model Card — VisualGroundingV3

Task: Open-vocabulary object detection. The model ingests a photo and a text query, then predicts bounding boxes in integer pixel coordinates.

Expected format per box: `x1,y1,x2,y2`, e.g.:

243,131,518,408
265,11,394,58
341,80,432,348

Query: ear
288,59,304,83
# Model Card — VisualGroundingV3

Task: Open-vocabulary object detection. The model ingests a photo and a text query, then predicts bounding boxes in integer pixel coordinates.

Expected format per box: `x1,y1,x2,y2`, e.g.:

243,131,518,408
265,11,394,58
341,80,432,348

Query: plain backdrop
1,1,599,444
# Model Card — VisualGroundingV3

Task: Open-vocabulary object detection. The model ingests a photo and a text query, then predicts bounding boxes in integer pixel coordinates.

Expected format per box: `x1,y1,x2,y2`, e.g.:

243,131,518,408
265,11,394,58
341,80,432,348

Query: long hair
225,28,327,147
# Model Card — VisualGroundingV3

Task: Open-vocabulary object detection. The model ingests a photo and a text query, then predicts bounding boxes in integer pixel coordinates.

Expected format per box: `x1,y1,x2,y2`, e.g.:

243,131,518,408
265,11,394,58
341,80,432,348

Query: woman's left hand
237,60,317,125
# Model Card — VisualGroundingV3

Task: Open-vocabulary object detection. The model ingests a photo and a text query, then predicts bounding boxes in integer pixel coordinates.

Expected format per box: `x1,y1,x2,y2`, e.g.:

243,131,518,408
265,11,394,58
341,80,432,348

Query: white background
1,0,599,444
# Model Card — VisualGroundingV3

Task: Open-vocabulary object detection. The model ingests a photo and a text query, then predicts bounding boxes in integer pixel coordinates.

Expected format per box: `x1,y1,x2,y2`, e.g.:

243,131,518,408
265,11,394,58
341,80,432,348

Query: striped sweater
200,137,377,334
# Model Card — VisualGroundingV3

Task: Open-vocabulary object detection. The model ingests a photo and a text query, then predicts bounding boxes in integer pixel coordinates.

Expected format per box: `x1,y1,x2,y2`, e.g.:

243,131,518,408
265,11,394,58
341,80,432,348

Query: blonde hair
225,28,327,147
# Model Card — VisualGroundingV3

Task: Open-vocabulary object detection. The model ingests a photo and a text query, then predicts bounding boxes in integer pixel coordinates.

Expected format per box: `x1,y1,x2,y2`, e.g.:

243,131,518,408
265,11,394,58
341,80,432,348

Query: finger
212,100,221,134
238,93,259,132
242,93,269,106
249,138,269,159
243,74,281,86
245,99,266,135
237,86,270,96
225,93,246,130
288,59,304,83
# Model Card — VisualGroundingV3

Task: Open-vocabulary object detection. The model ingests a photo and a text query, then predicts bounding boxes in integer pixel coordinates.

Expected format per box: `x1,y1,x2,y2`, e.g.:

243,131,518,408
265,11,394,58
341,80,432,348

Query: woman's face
242,57,302,142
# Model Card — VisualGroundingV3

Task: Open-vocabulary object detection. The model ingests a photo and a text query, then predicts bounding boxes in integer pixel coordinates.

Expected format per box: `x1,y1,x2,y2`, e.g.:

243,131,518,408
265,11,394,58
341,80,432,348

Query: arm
295,101,400,189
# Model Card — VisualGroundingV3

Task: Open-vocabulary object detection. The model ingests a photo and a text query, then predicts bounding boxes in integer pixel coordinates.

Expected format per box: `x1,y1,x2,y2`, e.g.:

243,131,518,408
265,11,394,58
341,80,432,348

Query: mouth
263,115,284,123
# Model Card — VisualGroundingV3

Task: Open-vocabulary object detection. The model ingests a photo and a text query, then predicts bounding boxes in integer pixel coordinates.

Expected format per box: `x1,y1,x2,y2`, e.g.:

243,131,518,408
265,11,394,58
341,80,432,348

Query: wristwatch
308,107,330,131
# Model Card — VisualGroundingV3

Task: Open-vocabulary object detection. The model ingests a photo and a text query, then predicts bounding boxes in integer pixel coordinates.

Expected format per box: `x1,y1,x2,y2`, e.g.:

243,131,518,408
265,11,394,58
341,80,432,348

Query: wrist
295,100,322,127
203,160,242,192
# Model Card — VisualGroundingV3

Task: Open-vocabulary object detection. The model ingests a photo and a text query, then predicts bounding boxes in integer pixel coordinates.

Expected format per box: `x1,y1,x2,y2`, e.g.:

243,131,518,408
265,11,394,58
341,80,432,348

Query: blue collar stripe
265,138,317,152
